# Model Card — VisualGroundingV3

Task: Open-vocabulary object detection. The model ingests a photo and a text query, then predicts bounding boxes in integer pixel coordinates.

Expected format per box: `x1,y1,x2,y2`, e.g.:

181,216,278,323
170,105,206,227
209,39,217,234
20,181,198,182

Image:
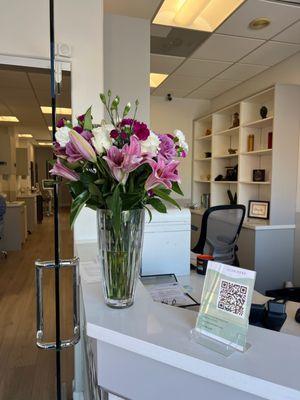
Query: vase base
105,298,134,309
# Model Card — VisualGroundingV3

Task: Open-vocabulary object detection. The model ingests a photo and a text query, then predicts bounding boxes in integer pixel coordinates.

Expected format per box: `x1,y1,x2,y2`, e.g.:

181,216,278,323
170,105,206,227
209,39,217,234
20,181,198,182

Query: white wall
104,14,150,124
150,96,210,201
211,52,300,112
0,0,104,123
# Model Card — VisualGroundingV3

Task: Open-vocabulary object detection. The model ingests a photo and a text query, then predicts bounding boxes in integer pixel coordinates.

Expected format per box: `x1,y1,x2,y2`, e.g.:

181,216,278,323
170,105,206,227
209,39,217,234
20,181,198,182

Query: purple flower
110,129,119,139
158,134,176,161
103,136,144,184
120,131,127,140
73,125,83,134
145,155,180,191
56,118,66,128
81,130,93,143
54,142,67,158
50,159,79,182
69,130,97,162
77,114,85,124
65,141,83,163
120,119,150,141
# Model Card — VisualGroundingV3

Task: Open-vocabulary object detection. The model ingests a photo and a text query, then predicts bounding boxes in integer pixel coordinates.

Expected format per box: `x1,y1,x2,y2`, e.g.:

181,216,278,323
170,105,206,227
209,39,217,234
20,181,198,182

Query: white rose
174,129,188,152
55,126,71,147
140,131,161,155
92,124,115,154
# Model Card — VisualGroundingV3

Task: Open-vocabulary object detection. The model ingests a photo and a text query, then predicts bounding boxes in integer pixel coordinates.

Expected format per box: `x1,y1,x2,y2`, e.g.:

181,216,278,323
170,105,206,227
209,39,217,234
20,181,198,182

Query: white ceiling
150,0,300,99
0,69,71,141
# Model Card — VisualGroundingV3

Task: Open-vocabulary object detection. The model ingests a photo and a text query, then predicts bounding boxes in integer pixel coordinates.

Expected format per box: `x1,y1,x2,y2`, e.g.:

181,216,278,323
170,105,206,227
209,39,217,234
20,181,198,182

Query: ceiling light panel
0,116,19,122
41,106,72,115
153,0,245,32
38,142,53,146
150,73,168,88
18,133,33,138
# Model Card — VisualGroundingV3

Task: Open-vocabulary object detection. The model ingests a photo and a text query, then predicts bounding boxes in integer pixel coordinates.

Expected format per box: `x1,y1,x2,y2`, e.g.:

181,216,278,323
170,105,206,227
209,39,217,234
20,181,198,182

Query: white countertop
190,208,295,231
77,241,300,400
6,201,25,208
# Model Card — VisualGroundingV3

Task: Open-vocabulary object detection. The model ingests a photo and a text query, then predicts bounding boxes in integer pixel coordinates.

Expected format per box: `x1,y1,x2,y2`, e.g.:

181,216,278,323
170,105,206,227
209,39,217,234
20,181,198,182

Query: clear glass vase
97,209,145,308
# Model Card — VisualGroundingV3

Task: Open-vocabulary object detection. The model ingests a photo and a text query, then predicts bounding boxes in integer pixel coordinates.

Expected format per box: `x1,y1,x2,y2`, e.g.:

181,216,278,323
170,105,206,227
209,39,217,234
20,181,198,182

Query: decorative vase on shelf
260,106,268,119
97,209,145,308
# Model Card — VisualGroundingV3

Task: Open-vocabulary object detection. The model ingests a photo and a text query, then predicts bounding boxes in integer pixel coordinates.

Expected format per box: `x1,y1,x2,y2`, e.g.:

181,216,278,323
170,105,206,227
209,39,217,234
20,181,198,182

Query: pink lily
50,159,80,182
69,129,96,162
145,155,180,191
103,136,144,184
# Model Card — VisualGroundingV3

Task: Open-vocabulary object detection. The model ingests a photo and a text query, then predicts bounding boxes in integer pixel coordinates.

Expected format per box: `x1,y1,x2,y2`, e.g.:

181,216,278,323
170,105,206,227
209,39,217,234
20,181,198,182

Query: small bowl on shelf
204,152,212,158
228,148,237,155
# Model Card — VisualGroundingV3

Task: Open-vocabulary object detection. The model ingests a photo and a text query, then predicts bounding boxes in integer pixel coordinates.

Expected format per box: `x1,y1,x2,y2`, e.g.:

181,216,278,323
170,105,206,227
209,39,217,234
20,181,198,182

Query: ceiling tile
240,41,300,66
152,88,190,98
0,70,31,89
150,54,184,74
192,34,264,62
155,74,208,94
217,0,300,40
175,59,232,78
272,20,300,44
189,79,241,99
216,63,269,81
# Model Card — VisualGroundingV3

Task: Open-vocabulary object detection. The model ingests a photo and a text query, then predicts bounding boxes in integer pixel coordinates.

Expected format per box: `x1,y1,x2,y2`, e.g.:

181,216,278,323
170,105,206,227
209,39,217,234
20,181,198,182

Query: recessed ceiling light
153,0,245,32
38,142,53,146
249,18,270,30
41,106,72,115
18,133,33,138
0,116,19,122
150,73,168,88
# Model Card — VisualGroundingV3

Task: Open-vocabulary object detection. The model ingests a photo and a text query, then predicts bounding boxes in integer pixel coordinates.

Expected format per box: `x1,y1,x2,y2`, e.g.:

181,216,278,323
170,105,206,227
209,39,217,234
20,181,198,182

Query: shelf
212,181,238,184
194,157,211,161
239,181,271,185
194,134,212,141
241,149,272,156
214,127,239,136
194,179,211,183
243,116,273,129
213,153,238,159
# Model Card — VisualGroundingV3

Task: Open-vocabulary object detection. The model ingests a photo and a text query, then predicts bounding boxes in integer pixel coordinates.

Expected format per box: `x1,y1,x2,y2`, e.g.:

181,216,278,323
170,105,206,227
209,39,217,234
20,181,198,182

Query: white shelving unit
192,84,300,226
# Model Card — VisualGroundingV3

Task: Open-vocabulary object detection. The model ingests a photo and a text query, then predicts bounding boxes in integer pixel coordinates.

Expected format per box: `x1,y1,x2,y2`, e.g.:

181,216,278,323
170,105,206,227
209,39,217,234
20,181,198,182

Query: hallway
0,210,74,399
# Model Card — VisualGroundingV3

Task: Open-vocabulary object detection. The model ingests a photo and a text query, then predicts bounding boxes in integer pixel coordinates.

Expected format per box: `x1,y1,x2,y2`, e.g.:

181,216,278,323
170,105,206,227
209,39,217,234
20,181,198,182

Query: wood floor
0,210,74,400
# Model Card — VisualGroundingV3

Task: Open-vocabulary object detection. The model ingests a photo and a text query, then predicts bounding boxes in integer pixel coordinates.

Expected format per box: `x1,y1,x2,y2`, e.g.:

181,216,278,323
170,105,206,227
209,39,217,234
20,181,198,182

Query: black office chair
192,205,246,266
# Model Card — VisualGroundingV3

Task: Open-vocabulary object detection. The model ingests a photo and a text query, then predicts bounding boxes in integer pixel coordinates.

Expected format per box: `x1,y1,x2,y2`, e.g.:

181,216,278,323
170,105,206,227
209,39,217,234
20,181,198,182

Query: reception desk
73,240,300,400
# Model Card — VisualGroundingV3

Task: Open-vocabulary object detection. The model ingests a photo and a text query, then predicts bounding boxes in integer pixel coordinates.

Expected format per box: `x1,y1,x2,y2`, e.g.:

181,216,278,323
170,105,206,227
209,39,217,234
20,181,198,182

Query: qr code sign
217,279,249,319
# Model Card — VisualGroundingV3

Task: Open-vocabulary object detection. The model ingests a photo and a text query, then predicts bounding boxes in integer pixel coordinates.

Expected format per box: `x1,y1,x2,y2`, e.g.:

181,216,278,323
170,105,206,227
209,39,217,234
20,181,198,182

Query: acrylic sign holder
190,328,251,357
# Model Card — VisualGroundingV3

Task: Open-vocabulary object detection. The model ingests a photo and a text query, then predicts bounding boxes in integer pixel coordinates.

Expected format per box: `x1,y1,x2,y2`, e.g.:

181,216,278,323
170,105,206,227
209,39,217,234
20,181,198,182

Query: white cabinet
17,194,37,233
2,202,27,251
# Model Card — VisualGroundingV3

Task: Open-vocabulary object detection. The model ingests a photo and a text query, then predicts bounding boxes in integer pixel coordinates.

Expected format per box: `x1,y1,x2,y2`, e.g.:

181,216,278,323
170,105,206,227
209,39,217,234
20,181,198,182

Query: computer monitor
42,179,55,190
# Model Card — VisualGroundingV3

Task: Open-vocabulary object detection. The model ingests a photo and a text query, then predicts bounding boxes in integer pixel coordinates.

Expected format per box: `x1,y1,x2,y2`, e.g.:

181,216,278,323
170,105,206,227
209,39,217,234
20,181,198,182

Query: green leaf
153,188,181,210
99,93,106,105
172,181,184,196
147,197,167,213
144,206,152,223
88,183,103,199
110,96,120,110
70,190,90,228
80,171,97,186
122,102,131,118
106,185,122,234
83,106,93,131
121,192,142,210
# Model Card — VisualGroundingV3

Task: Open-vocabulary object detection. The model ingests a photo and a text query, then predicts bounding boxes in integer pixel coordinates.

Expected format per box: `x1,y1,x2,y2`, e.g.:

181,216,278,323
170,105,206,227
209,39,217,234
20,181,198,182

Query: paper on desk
80,261,101,283
149,282,194,307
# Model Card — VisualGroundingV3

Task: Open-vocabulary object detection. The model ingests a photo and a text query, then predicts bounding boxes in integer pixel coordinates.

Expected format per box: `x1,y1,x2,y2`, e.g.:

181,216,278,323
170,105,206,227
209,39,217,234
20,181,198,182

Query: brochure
195,261,256,351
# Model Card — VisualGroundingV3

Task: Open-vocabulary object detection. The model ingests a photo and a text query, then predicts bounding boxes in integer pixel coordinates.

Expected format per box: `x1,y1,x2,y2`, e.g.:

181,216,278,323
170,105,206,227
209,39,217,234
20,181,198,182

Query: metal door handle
35,257,80,350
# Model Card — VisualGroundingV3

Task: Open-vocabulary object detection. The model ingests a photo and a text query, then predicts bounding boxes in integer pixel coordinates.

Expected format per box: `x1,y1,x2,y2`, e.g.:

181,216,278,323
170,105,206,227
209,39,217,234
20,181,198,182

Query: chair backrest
192,205,246,265
0,195,6,239
0,195,6,219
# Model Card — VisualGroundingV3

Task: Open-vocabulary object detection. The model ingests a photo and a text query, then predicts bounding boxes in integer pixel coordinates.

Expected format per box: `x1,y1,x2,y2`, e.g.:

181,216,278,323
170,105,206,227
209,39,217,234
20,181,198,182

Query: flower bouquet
51,91,188,308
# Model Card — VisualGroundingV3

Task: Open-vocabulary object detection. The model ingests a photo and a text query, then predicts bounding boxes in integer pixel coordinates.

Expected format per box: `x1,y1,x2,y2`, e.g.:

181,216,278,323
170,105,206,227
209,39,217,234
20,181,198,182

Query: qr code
217,279,249,319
